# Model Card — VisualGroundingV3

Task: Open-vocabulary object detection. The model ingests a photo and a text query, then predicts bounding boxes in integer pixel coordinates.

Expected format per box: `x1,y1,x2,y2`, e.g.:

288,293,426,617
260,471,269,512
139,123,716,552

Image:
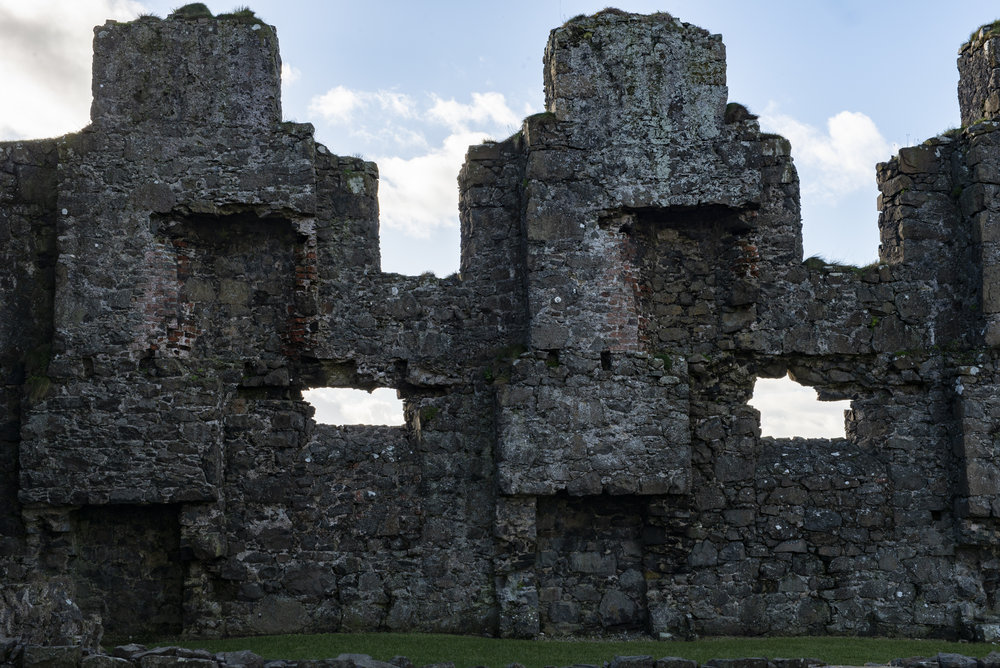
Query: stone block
82,657,133,668
218,279,251,305
898,146,939,174
140,657,218,668
22,646,82,668
771,660,825,668
688,540,718,567
111,645,148,660
525,211,584,242
704,660,773,668
985,315,1000,347
982,264,1000,314
608,658,654,668
599,591,639,627
568,551,615,575
803,508,842,532
547,601,579,624
388,658,414,668
881,174,913,197
963,458,1000,496
936,653,977,668
331,655,397,668
0,639,20,665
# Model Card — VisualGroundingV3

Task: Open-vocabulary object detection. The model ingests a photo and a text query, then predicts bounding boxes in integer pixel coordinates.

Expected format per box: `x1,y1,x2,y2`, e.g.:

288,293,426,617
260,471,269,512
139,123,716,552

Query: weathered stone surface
937,654,977,668
112,646,149,661
891,659,940,668
7,4,1000,646
704,657,774,668
0,582,101,650
138,651,218,668
216,651,265,668
82,656,133,668
979,651,1000,668
654,659,698,668
330,655,396,668
770,660,825,668
608,657,655,668
22,645,82,668
704,660,773,668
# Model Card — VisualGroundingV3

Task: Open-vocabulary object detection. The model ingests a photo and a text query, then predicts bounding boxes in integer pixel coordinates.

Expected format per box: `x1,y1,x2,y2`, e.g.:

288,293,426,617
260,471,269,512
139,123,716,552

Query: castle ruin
4,6,1000,643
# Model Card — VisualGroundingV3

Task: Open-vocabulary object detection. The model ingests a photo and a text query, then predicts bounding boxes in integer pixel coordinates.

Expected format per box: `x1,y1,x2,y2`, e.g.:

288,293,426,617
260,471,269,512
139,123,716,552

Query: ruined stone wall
0,140,57,582
8,5,1000,645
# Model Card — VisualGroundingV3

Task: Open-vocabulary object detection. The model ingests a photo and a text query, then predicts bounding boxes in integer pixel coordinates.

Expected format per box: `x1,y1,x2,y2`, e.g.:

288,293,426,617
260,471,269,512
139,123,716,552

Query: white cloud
376,90,417,118
377,130,486,238
307,86,528,241
281,62,301,86
372,93,520,238
372,93,521,239
749,375,851,438
303,388,404,426
759,108,890,200
427,91,520,132
309,85,365,124
308,86,416,125
0,0,144,140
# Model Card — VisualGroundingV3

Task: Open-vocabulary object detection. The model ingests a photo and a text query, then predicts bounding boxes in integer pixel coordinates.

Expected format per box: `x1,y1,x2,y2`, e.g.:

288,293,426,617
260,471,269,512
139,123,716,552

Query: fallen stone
217,651,266,668
655,658,697,668
82,655,133,668
22,645,83,668
333,655,397,668
704,660,774,668
609,657,655,668
113,646,149,660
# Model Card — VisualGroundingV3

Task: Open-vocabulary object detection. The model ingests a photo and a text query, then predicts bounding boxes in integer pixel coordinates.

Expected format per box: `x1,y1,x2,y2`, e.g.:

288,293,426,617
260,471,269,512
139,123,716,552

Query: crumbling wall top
535,10,761,214
544,10,726,140
89,9,281,131
958,21,1000,126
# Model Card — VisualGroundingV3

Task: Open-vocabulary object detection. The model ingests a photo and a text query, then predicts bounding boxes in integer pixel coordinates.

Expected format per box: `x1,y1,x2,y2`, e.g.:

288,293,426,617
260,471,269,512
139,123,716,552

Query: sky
2,0,996,434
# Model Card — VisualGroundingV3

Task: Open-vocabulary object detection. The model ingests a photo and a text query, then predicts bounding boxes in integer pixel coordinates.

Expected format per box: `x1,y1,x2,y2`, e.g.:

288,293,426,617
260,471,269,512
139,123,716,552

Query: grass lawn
141,633,1000,668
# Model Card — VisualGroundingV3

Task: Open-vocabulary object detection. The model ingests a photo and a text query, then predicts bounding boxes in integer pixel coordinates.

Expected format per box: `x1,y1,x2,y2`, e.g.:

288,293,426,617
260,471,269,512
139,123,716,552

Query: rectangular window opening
302,387,405,426
749,373,851,439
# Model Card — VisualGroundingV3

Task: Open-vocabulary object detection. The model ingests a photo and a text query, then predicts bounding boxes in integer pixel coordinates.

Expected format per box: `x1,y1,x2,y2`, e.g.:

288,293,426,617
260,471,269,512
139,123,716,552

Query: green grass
144,633,1000,668
217,6,268,25
802,254,883,276
969,19,1000,45
168,3,213,19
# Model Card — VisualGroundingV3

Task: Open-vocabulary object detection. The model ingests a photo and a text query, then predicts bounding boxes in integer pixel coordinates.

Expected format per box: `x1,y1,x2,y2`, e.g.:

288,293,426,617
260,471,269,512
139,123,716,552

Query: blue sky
2,0,996,432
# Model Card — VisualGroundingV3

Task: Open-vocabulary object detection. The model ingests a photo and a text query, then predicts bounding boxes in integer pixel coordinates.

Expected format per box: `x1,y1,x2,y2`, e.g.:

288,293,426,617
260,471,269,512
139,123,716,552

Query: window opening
380,225,459,277
749,373,851,438
303,387,405,426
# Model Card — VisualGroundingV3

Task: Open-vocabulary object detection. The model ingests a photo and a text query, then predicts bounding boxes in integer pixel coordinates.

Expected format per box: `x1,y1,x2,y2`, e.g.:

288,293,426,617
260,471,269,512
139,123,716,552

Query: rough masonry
4,5,1000,644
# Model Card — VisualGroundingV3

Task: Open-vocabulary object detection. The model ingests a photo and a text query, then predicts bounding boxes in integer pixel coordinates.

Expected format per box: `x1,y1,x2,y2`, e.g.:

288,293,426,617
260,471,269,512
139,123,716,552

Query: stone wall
5,643,998,668
7,4,1000,644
